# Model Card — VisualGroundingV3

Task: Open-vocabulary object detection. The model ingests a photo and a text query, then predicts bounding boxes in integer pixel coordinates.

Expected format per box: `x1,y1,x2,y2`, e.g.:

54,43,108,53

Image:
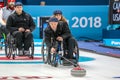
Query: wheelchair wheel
5,40,12,59
41,40,50,64
29,41,34,59
5,33,15,59
0,42,3,50
0,33,6,50
12,54,15,59
12,47,18,59
41,40,48,64
51,53,58,67
51,61,58,67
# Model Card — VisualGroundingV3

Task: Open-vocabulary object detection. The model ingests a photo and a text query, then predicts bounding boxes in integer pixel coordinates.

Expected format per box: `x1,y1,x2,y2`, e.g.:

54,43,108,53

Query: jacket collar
14,11,25,16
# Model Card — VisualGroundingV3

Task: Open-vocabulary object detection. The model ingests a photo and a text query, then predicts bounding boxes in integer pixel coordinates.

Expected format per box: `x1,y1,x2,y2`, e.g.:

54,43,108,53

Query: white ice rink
0,47,120,80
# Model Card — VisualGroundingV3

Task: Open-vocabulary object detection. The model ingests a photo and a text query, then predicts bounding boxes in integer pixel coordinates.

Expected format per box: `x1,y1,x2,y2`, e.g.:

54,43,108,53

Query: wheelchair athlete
6,2,35,56
44,17,79,65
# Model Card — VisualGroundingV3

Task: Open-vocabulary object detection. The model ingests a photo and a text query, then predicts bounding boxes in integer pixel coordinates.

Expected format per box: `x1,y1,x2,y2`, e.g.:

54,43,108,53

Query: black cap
15,2,23,7
49,17,59,22
53,10,62,15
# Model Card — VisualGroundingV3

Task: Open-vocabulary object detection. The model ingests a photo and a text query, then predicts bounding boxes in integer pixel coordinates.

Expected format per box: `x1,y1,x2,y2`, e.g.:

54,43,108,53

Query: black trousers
63,37,77,59
12,31,33,50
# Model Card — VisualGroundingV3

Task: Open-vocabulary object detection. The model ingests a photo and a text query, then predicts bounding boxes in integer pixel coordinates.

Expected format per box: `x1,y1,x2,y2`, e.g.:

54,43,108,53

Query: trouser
63,37,77,59
12,31,33,50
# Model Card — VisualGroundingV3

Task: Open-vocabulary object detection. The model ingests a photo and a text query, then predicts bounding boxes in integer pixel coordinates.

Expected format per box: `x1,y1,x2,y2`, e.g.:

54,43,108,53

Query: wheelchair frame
0,32,6,50
5,33,34,59
41,39,79,67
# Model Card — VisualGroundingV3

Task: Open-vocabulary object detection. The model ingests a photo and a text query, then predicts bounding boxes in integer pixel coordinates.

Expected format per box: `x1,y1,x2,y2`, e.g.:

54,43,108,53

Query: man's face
15,6,23,15
8,2,15,8
40,1,45,6
49,22,58,31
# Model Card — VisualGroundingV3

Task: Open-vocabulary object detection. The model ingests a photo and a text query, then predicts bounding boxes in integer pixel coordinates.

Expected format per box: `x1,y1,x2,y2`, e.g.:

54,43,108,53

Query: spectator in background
2,0,15,23
0,7,6,38
0,8,2,25
0,8,6,26
0,8,5,38
40,1,46,6
1,0,15,35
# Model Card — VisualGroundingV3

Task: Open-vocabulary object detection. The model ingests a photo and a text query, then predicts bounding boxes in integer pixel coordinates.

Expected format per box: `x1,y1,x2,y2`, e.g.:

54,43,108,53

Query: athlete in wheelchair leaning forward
44,17,79,66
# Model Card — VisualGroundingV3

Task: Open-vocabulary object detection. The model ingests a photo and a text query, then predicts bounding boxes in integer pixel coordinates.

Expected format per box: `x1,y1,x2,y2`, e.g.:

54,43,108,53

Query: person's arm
2,7,7,24
45,30,58,54
28,15,36,32
44,29,52,48
44,28,58,48
0,9,6,25
6,15,18,32
0,19,6,25
61,22,72,39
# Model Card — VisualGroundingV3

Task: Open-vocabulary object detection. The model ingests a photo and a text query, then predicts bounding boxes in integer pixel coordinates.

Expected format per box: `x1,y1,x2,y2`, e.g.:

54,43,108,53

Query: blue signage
103,39,120,46
23,6,108,40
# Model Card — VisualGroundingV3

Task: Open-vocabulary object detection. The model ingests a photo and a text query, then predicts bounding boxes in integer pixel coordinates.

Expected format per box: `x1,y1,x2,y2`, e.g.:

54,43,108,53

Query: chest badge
24,18,27,21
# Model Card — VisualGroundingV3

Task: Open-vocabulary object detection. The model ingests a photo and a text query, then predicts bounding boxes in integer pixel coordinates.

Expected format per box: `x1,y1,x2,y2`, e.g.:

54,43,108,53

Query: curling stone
71,66,86,77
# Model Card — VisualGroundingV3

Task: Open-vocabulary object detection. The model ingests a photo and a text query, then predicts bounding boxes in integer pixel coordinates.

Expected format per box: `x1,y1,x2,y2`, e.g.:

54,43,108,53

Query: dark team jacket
44,21,72,48
6,11,35,32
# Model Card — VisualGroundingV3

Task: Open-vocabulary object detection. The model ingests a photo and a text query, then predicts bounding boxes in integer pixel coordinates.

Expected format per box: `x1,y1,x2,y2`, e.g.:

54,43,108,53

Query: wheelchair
41,39,79,67
5,33,34,59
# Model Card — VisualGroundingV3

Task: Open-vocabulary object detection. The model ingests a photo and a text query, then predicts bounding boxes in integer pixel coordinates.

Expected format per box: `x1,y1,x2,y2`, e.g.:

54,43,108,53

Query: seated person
6,2,35,55
0,8,6,38
44,17,78,65
0,0,15,36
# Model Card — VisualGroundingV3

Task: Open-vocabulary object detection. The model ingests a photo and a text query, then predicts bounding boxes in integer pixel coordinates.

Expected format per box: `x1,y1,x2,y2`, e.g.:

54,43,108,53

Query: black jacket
6,11,35,32
44,21,72,48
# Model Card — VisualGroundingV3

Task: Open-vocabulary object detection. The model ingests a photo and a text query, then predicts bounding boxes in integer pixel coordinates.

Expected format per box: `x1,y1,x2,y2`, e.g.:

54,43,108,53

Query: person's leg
24,32,33,51
67,37,76,59
58,38,78,66
12,31,23,55
12,31,23,50
67,37,78,64
63,39,68,58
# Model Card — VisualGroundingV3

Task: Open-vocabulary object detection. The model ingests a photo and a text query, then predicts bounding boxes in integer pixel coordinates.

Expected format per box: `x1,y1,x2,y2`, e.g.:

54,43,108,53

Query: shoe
18,50,23,56
24,50,30,56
